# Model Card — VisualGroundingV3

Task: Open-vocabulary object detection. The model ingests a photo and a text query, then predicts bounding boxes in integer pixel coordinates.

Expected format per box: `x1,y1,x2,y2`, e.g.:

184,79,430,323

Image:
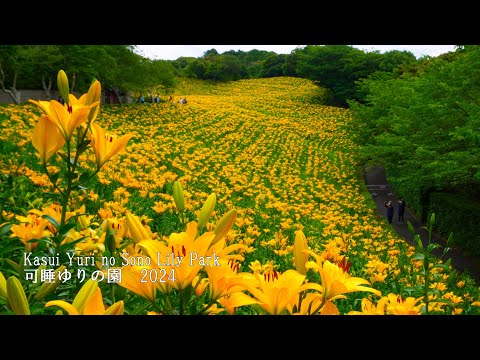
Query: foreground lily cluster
0,73,479,315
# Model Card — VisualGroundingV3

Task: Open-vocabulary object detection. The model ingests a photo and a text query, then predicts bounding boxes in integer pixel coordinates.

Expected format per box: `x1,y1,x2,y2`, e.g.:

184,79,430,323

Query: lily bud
86,80,101,122
35,265,66,300
77,214,90,230
71,279,98,314
104,301,124,315
7,276,30,315
0,270,7,299
211,209,237,245
86,79,101,105
126,213,150,243
197,193,216,231
172,181,185,213
193,276,208,297
57,70,70,106
294,230,309,275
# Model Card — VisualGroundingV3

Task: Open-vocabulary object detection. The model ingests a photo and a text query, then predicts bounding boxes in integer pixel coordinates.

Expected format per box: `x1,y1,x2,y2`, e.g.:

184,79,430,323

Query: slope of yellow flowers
1,77,479,315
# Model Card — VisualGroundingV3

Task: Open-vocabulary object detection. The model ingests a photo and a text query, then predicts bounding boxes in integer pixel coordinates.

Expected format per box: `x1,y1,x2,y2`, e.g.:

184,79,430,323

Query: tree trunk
41,75,52,100
113,88,123,105
0,64,21,105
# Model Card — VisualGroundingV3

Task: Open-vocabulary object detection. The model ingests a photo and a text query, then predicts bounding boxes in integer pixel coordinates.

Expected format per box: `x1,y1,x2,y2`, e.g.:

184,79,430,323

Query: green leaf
5,259,20,272
42,214,60,230
78,172,91,184
66,172,78,180
58,222,76,237
432,264,451,272
427,243,441,252
0,223,12,236
56,236,87,252
407,221,415,236
49,172,60,185
57,152,69,163
106,232,116,254
410,253,425,261
76,139,91,154
414,234,423,250
447,233,454,247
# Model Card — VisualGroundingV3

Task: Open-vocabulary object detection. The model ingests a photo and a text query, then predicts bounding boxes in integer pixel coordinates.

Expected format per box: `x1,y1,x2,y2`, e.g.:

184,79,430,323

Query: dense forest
0,45,177,104
1,44,479,255
349,45,480,256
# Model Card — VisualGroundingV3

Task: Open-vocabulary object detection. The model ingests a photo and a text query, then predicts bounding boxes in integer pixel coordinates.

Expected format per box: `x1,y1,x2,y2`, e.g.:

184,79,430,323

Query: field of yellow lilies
1,73,479,315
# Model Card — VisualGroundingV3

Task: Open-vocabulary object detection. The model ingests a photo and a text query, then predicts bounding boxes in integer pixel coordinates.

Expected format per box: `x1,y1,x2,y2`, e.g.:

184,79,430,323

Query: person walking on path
384,200,394,224
398,198,406,223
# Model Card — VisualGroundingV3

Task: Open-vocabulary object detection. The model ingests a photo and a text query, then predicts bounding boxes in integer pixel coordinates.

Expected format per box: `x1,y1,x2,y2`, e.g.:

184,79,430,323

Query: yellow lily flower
217,292,259,315
32,115,66,164
243,269,315,315
289,292,323,315
137,221,214,291
306,256,382,301
205,258,257,301
384,294,423,315
116,262,158,302
89,123,133,170
9,213,51,251
348,297,388,315
29,98,97,141
320,300,340,315
29,203,84,235
45,279,124,315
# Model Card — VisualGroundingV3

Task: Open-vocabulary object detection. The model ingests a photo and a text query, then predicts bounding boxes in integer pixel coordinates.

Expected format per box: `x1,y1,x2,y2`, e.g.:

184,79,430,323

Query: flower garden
0,72,479,315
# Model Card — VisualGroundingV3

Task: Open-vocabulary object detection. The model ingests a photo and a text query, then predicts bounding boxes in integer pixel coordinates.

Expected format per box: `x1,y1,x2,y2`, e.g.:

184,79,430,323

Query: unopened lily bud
211,209,237,245
57,70,70,106
77,214,90,230
86,80,101,122
35,265,66,300
7,276,30,315
98,219,109,233
86,79,101,105
197,193,216,231
294,230,309,275
72,279,98,314
193,276,208,297
105,301,124,315
172,181,185,213
0,270,7,299
126,213,150,243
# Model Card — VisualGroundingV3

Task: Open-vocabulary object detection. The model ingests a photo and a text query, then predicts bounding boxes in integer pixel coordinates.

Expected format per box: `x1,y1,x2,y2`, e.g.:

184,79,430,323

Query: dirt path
363,165,480,283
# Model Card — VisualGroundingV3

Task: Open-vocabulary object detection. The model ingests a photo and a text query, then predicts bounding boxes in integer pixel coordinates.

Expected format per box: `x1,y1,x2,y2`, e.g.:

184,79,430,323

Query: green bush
429,192,480,256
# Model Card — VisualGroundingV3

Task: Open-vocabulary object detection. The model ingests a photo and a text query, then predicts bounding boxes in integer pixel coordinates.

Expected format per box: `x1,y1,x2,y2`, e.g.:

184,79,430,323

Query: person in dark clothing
384,201,394,224
398,198,406,223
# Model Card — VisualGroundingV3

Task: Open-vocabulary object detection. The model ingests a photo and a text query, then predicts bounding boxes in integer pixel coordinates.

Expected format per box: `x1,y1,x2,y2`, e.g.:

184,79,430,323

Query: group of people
139,95,161,103
384,198,406,224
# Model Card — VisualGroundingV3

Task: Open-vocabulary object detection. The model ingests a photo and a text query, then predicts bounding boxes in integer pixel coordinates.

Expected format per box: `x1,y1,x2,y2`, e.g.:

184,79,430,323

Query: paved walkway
363,165,480,283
